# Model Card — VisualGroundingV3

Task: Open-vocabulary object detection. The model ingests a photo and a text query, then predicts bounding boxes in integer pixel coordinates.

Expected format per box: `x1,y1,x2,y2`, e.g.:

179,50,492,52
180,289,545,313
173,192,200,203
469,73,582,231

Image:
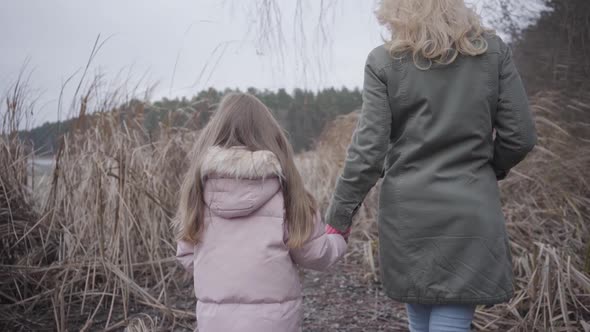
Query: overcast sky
0,0,548,125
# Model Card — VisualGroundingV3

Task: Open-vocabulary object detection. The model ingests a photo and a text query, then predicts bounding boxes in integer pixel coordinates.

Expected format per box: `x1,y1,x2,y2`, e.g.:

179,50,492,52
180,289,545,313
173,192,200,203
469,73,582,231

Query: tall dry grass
1,69,589,331
1,74,199,330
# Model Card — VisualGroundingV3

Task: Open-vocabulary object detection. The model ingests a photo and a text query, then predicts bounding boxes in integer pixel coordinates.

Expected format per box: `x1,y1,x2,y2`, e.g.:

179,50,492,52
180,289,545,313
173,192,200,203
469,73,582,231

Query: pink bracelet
325,224,351,237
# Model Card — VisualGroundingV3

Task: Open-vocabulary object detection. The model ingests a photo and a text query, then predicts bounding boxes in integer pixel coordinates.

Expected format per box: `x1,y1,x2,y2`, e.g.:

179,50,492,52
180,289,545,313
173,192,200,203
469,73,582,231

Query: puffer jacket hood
204,178,281,219
201,147,282,219
200,146,283,180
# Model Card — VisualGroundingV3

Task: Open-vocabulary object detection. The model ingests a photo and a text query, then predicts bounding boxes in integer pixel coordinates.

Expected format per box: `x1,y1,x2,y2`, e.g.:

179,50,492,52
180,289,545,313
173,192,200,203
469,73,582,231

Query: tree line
21,87,363,155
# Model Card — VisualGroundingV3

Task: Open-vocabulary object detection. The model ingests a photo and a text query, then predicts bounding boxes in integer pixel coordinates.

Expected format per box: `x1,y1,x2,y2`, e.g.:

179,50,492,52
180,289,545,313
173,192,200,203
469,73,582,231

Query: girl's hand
325,224,351,242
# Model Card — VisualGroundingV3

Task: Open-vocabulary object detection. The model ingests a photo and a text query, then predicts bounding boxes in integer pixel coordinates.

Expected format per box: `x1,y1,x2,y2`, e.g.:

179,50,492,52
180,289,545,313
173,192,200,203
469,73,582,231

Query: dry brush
1,88,589,331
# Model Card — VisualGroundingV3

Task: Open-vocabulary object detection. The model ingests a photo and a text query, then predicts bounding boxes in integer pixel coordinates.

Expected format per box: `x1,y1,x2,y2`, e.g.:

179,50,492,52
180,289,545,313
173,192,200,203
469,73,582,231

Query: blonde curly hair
376,0,494,69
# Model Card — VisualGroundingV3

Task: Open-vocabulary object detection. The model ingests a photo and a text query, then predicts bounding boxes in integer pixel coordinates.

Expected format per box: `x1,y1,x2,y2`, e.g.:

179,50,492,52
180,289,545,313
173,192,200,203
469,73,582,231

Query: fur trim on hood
200,146,283,179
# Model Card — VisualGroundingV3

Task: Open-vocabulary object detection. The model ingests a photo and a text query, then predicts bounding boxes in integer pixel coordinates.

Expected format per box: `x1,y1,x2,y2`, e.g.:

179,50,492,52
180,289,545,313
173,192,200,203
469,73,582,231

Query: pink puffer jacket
176,146,347,332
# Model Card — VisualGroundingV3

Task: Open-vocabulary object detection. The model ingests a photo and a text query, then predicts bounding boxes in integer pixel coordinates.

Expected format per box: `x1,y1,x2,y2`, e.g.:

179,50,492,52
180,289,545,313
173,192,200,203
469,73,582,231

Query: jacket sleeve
290,212,347,271
493,42,537,180
325,51,392,231
176,240,195,273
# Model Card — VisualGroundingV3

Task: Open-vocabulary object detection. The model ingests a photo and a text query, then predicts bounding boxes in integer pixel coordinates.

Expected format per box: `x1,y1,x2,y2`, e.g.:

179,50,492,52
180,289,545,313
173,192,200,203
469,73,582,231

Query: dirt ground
168,257,409,332
301,260,408,332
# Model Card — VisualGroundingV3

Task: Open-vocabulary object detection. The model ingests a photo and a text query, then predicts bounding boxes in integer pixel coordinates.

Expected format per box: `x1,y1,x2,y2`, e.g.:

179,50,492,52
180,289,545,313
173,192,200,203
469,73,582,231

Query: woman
325,0,537,331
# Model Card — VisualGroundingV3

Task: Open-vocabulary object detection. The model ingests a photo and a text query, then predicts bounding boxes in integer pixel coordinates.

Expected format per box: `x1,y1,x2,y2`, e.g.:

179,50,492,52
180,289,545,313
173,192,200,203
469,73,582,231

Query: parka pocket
460,172,478,185
406,236,513,298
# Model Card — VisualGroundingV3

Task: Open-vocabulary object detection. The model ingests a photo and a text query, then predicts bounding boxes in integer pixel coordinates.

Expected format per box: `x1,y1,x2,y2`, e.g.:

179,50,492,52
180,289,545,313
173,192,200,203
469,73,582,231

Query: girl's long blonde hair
376,0,494,69
173,93,316,248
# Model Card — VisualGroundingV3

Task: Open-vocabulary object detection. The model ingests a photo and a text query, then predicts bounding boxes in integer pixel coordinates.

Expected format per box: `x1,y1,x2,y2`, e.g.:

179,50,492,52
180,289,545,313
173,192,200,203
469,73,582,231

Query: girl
326,0,536,331
174,93,348,332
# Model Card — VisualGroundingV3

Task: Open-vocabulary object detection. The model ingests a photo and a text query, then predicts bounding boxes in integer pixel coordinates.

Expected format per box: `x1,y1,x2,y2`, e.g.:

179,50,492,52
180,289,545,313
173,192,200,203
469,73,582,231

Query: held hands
325,224,351,243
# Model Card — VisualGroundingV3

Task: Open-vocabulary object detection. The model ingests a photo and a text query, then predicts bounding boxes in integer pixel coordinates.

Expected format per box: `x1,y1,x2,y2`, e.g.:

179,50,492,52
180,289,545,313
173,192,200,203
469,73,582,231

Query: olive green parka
326,35,536,305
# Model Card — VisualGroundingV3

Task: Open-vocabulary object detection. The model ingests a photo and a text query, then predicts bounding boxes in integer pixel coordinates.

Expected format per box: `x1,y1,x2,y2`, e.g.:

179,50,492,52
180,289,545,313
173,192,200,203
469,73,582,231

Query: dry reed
1,79,589,331
1,73,199,330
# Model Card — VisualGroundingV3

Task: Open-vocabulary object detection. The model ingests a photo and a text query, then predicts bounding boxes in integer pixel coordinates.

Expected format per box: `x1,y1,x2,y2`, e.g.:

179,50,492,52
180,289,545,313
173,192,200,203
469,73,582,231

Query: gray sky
0,0,548,125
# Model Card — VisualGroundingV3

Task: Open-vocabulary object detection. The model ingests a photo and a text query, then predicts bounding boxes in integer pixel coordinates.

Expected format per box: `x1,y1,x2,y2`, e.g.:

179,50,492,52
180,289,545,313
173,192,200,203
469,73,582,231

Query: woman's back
374,34,535,201
377,34,529,169
326,1,537,330
327,33,536,305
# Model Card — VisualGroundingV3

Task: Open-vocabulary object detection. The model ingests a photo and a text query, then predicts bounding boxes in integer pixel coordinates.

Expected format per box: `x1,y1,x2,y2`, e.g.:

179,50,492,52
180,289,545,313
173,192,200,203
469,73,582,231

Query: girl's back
174,94,347,332
194,147,300,307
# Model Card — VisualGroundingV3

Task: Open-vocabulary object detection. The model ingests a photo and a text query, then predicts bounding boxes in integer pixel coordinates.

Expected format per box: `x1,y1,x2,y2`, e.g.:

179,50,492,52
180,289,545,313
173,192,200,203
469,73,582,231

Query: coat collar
200,146,283,179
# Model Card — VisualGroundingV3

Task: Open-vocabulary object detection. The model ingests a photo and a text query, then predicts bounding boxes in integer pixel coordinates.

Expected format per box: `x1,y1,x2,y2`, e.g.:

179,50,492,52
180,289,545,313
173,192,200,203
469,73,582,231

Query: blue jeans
406,304,476,332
